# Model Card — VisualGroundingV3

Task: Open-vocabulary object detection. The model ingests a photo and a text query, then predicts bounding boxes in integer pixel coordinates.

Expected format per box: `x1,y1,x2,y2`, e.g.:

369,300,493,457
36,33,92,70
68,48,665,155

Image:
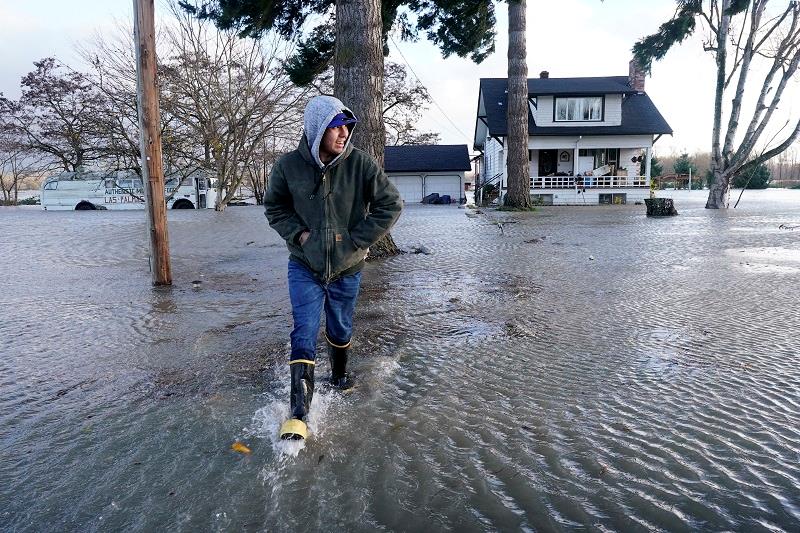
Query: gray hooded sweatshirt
264,96,402,282
303,95,356,169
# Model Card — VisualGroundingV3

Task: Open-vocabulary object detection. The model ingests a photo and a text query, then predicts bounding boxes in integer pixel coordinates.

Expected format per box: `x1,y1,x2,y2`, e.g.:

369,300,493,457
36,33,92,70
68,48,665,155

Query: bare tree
76,22,189,176
0,59,107,172
74,5,310,210
382,62,440,145
0,94,55,204
245,130,299,205
0,131,38,204
163,5,310,210
635,0,800,208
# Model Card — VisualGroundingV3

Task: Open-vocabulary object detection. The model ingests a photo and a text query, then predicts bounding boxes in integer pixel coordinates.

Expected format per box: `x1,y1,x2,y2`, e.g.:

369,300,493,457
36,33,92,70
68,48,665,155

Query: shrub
18,195,41,205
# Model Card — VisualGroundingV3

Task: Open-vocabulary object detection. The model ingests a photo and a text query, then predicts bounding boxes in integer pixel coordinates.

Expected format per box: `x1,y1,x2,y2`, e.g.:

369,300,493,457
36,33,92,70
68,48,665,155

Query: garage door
388,175,423,203
424,174,461,201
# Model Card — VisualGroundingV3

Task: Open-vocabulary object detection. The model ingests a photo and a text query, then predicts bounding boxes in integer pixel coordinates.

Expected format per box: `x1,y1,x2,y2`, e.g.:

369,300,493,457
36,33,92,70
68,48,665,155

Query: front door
538,149,557,176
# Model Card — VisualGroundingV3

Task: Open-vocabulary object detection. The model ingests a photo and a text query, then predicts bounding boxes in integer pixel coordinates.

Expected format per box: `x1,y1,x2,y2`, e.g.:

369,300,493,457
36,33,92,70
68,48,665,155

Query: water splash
249,365,338,458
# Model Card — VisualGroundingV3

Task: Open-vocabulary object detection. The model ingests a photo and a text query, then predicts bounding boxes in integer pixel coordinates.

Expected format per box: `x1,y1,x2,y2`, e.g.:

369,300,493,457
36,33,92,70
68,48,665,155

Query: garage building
384,145,471,203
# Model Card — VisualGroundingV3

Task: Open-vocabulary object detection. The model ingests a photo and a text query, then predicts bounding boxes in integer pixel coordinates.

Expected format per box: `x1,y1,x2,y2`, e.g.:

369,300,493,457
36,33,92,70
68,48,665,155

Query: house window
599,193,627,205
577,149,620,172
554,96,603,121
593,148,619,169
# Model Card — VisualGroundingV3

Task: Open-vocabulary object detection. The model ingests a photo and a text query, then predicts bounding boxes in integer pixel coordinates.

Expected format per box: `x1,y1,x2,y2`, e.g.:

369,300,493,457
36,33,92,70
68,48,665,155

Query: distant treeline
0,1,437,208
649,149,800,189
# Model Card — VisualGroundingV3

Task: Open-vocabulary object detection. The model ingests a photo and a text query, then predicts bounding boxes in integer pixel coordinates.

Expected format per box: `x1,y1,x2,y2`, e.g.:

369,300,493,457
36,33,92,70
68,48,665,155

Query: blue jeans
287,261,362,362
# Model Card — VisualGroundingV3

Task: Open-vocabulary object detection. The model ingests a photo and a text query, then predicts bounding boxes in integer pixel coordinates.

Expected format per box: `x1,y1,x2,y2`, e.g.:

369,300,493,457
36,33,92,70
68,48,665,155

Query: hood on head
304,95,357,169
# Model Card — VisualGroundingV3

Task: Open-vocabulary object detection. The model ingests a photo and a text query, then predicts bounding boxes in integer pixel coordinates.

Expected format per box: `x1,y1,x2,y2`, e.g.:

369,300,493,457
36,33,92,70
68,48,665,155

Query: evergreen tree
504,0,530,209
640,155,663,178
180,1,497,85
673,152,698,176
181,0,502,255
733,162,771,189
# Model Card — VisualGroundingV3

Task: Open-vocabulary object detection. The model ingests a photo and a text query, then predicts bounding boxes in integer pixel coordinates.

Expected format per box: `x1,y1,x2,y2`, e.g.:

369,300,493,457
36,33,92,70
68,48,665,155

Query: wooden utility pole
133,0,171,285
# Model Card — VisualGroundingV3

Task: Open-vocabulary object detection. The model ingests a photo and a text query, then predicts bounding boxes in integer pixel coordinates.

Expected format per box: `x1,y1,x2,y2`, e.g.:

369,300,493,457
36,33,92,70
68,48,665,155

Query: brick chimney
629,58,645,92
539,70,549,79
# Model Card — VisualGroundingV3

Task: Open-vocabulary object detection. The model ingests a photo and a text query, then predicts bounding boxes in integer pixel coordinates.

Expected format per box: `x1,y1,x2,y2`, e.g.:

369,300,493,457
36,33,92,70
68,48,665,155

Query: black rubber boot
328,345,354,390
280,361,315,440
290,362,314,419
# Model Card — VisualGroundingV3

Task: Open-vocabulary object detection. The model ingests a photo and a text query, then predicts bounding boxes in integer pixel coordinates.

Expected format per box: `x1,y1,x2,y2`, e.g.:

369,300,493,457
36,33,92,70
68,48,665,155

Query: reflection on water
1,189,800,531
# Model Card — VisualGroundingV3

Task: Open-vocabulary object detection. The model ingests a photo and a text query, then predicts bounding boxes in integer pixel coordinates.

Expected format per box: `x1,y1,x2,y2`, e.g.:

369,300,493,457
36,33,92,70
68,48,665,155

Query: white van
41,171,217,211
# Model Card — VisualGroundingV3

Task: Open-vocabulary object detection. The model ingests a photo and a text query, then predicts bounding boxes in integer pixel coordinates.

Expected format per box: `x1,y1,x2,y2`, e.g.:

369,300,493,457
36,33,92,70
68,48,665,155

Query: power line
388,34,473,145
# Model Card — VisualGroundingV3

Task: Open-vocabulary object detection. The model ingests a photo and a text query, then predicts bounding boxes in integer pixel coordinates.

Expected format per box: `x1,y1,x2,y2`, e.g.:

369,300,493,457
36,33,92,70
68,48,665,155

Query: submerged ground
2,190,799,531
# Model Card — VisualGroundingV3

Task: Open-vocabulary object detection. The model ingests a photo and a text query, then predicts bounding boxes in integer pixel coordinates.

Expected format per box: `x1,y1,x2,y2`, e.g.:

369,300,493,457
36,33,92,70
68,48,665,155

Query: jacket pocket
300,229,325,274
331,228,365,275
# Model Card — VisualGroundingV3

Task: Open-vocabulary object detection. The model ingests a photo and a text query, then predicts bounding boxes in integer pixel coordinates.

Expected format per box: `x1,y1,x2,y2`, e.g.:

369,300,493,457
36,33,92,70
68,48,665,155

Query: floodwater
2,190,799,532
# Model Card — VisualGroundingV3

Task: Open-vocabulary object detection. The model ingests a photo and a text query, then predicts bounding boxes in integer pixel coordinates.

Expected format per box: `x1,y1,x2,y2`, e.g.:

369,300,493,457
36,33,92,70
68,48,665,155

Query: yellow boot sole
279,418,308,440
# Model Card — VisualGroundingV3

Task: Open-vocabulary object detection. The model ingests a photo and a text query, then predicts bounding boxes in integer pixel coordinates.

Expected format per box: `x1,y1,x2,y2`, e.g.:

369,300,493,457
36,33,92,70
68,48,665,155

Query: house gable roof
527,76,635,96
384,144,471,173
474,77,673,148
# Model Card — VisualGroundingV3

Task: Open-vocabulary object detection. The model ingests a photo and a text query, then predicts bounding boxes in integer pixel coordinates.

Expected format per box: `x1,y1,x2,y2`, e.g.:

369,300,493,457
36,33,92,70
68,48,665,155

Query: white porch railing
529,175,649,189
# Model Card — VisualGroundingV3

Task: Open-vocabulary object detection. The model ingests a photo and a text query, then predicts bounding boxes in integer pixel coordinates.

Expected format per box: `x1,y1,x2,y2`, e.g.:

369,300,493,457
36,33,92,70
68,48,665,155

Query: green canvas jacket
264,97,402,283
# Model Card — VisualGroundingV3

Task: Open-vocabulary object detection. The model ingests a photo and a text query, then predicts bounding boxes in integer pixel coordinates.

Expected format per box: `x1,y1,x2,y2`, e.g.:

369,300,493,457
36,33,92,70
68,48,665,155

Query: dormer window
554,96,604,121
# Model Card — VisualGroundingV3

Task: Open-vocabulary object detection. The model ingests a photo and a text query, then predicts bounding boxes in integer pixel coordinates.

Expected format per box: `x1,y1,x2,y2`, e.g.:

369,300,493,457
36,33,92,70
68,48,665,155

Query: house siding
484,136,504,183
528,150,538,179
529,135,652,150
535,189,650,205
619,148,642,178
604,94,622,126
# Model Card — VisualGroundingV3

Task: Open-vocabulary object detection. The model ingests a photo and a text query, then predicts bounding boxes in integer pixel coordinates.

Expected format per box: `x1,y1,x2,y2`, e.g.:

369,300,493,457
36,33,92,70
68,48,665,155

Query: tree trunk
706,0,731,209
335,0,384,163
706,169,730,209
215,176,226,211
504,0,531,209
335,0,400,258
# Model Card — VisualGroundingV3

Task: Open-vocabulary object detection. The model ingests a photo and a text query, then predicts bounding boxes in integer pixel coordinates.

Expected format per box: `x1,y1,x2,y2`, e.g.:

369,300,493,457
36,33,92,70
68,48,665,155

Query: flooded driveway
2,190,799,531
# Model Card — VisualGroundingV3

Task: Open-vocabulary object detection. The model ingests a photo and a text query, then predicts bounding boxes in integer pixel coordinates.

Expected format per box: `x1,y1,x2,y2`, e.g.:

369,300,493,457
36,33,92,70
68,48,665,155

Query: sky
2,0,798,157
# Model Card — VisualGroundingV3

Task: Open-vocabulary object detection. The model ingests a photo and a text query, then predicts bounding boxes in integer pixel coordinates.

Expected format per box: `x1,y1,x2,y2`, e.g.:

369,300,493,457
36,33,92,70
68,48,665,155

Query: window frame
553,95,605,122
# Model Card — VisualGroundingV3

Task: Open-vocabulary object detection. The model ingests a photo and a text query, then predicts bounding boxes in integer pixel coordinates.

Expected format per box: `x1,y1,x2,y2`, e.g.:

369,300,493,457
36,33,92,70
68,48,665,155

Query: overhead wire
388,34,474,145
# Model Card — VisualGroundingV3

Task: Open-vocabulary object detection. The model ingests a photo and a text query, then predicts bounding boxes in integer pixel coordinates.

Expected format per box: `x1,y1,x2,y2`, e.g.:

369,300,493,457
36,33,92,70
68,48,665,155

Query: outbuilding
384,145,471,203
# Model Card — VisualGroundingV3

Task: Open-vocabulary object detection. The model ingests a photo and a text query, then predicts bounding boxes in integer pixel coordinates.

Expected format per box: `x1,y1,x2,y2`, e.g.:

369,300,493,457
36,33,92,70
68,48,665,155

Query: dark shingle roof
384,145,471,173
527,76,634,96
476,77,672,144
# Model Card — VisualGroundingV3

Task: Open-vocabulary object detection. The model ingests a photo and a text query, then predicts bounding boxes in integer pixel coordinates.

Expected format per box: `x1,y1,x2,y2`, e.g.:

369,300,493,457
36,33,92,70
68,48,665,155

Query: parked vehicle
40,171,216,211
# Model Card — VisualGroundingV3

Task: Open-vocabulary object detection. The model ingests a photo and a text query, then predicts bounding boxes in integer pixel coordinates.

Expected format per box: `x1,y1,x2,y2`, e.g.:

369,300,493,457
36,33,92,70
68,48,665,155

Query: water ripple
2,195,800,531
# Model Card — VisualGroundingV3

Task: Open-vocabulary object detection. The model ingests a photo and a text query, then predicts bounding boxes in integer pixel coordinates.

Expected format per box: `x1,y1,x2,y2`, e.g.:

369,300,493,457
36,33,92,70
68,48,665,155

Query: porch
530,175,649,189
527,144,653,190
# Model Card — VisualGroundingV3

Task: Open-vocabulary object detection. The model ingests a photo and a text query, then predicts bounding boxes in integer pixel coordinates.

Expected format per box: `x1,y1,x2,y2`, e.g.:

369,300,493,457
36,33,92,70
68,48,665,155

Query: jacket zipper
322,170,331,283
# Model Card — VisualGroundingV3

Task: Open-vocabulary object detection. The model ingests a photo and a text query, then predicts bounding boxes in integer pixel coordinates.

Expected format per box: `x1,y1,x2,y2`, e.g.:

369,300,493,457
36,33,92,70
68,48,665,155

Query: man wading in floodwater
265,95,402,440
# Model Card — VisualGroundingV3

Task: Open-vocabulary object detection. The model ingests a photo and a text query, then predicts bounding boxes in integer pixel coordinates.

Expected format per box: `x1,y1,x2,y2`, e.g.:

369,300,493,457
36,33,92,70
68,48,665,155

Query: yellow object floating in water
231,441,252,454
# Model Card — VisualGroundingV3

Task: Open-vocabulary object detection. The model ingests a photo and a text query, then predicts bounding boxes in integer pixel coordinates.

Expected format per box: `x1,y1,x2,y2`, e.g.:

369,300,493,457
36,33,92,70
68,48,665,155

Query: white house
473,60,672,205
384,144,471,203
